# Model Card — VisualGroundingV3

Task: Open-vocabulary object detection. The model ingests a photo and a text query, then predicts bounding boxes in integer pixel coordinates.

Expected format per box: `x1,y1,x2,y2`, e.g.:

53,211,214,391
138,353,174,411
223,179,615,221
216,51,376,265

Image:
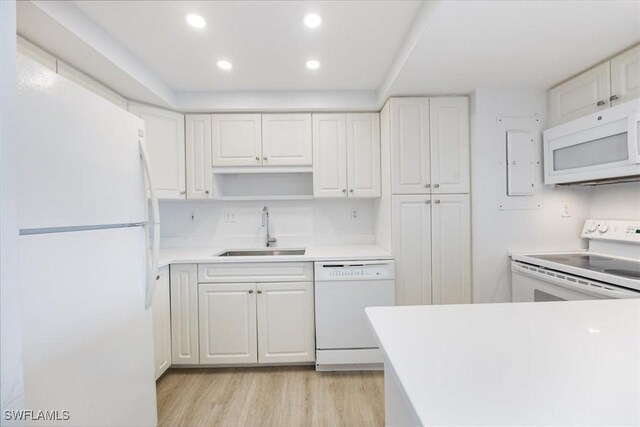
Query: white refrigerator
17,55,160,426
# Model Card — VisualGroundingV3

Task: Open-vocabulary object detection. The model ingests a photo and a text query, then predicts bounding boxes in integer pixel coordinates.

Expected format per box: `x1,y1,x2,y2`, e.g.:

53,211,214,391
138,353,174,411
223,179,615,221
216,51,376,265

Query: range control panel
581,219,640,243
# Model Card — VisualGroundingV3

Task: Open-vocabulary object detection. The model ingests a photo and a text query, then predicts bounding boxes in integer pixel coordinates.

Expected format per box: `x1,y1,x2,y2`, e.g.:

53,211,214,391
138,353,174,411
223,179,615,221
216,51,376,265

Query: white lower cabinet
257,282,315,364
431,194,471,305
151,266,171,380
392,194,470,306
197,281,315,366
170,264,199,365
392,195,432,305
198,283,258,364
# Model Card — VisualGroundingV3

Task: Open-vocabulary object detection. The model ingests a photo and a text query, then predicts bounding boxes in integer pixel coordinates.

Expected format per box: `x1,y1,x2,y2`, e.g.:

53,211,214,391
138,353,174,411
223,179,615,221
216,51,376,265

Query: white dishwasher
314,260,395,371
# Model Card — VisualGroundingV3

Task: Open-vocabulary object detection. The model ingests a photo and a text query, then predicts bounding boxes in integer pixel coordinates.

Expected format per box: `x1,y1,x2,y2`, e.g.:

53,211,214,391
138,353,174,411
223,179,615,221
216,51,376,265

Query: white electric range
511,219,640,302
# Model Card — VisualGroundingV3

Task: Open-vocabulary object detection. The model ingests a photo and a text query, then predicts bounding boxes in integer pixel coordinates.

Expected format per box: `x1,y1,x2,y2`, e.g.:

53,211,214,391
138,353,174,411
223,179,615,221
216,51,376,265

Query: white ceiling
15,0,640,111
73,0,421,92
387,0,640,96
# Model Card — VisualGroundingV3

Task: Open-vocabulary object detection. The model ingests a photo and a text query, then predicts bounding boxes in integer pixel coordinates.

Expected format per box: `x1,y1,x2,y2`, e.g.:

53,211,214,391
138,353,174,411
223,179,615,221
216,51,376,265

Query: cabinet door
170,264,199,365
129,103,186,199
610,45,640,106
312,114,347,198
185,114,212,199
390,98,430,194
262,114,312,166
392,195,432,305
431,194,471,305
346,113,381,198
548,62,611,126
430,98,469,194
256,282,315,364
198,283,257,365
152,266,171,379
211,114,262,166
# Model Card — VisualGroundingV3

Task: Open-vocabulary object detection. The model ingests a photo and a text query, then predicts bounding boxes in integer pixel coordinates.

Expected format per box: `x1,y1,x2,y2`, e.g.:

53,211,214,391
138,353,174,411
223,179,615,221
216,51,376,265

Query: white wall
470,89,592,303
159,199,376,249
589,182,640,220
1,0,25,418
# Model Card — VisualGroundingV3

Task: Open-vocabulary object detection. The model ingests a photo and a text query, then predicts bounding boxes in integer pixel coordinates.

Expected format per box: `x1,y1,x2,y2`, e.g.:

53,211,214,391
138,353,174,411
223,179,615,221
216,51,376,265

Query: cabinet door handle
609,95,618,102
205,190,210,194
433,184,440,188
349,189,354,193
255,156,260,161
434,199,441,204
425,200,431,204
596,100,606,106
257,290,263,294
248,290,254,294
424,184,430,188
263,156,267,161
180,190,186,195
342,189,346,193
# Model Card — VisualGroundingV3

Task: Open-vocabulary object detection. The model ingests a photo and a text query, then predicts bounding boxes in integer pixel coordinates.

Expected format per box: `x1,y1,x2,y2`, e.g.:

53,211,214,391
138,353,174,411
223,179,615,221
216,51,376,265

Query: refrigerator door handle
139,139,160,310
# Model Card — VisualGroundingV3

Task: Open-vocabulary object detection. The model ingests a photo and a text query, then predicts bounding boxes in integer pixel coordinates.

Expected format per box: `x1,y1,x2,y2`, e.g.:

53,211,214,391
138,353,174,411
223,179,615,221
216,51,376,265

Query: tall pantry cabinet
380,97,471,306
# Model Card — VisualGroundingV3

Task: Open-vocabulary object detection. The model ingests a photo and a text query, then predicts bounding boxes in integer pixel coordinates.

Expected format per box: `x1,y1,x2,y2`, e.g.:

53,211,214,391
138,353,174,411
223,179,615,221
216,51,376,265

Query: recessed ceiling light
217,60,232,70
304,13,322,28
306,59,320,70
185,14,206,29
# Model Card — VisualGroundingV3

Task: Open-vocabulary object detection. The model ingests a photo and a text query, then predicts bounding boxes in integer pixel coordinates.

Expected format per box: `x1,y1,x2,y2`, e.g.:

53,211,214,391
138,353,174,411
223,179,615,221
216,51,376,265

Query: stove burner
603,269,640,279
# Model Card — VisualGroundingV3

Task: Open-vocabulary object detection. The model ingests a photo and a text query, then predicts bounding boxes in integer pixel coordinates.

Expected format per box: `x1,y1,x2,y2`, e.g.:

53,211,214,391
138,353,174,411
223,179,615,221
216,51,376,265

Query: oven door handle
512,262,640,299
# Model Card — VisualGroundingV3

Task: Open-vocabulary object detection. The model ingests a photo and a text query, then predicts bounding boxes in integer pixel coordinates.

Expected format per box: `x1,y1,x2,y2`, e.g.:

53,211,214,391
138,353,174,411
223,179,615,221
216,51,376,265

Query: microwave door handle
139,139,160,310
629,113,640,162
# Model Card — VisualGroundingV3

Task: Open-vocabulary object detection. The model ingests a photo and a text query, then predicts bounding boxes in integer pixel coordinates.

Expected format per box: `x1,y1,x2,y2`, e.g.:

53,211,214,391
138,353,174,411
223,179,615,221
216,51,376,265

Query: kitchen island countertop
366,299,640,426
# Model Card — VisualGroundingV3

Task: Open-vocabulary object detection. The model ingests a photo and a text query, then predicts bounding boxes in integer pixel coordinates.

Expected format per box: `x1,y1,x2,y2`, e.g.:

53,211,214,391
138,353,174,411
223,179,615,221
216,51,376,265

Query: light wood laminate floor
156,366,384,427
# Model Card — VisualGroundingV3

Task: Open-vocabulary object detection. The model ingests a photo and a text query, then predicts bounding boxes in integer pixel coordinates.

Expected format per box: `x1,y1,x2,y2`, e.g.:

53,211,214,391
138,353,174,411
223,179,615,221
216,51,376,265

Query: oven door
511,261,640,302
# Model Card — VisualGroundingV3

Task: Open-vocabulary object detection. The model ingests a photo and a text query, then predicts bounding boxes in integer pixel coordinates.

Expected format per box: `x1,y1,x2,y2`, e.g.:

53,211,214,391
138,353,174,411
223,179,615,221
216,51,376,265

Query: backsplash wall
159,199,376,248
589,182,640,220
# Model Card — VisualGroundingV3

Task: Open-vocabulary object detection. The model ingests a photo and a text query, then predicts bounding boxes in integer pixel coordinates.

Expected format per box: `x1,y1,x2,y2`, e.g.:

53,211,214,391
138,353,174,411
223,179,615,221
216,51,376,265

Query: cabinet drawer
198,262,313,283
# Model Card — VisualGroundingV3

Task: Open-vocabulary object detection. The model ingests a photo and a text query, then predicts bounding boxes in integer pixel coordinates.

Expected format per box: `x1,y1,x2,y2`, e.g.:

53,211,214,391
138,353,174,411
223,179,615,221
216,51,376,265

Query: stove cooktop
530,254,640,280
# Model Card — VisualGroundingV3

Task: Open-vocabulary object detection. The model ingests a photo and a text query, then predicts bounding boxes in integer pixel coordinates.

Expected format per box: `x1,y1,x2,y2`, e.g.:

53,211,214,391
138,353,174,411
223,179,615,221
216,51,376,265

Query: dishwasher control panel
314,260,395,281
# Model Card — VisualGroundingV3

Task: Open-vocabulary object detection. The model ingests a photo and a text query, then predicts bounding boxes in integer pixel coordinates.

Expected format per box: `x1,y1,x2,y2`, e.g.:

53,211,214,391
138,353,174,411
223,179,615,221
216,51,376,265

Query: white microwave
543,100,640,185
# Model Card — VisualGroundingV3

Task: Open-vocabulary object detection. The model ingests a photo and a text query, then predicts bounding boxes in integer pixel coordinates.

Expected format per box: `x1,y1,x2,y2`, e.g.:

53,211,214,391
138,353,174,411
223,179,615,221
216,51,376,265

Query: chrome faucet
262,206,277,247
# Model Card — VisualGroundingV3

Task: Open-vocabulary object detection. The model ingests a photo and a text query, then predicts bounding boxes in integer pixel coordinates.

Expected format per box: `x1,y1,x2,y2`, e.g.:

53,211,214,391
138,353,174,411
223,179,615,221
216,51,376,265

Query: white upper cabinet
390,98,431,194
128,103,186,199
313,114,348,198
610,44,640,106
392,194,432,306
262,114,312,166
151,266,171,380
212,114,262,166
256,282,315,364
548,62,611,126
198,283,258,365
346,113,381,198
185,114,213,199
429,97,469,194
431,194,471,305
313,113,380,198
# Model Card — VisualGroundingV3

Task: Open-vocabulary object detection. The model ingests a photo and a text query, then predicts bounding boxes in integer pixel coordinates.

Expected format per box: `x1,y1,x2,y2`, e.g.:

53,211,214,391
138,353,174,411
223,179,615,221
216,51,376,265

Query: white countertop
158,245,393,267
366,300,640,426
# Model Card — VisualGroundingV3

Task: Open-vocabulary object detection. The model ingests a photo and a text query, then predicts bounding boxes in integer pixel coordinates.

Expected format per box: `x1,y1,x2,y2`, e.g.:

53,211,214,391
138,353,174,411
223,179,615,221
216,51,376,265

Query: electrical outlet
351,208,359,220
561,201,570,217
224,212,237,223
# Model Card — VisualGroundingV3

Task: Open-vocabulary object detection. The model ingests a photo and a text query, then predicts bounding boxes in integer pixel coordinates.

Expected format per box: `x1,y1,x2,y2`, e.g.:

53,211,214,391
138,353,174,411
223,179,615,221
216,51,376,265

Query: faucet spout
262,206,277,247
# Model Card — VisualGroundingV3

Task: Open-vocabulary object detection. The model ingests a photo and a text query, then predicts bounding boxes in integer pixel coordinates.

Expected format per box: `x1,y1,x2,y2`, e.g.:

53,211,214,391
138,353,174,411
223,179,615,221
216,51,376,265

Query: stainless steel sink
216,249,306,257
